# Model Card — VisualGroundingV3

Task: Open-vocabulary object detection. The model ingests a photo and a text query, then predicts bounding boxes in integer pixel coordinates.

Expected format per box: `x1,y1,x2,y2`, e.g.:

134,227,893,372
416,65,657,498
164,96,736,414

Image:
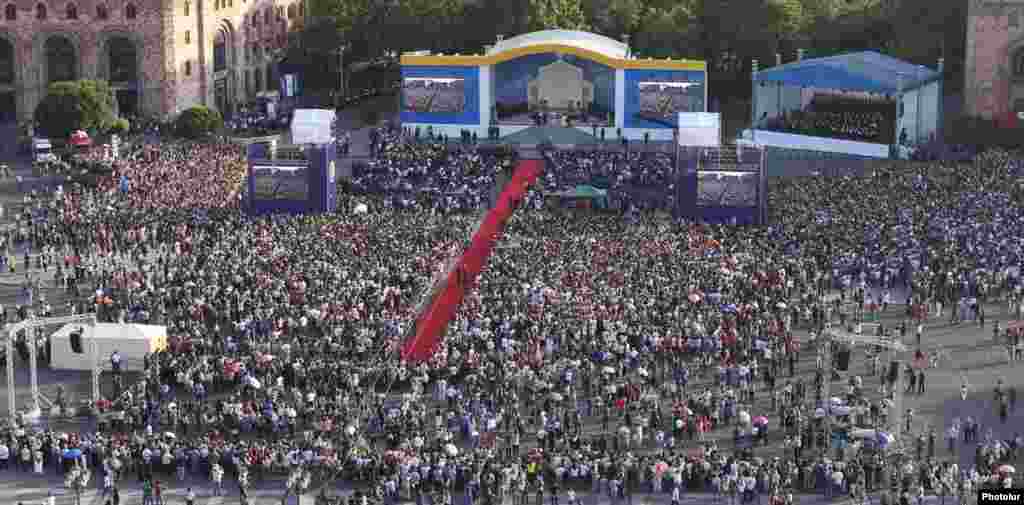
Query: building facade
965,0,1024,120
0,0,303,123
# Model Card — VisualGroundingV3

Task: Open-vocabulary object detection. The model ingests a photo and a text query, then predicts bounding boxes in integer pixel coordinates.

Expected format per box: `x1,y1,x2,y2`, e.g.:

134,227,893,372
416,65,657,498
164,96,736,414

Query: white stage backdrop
677,112,721,147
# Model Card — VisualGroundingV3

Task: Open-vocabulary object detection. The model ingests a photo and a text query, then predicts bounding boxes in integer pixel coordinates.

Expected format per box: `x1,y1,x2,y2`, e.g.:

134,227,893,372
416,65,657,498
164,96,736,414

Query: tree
34,80,115,139
585,0,643,39
529,0,589,31
175,106,223,139
309,0,373,37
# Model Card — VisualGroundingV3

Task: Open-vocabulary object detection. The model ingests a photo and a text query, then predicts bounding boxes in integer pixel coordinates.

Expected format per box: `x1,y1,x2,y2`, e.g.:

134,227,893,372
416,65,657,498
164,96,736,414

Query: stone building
964,0,1024,120
0,0,303,123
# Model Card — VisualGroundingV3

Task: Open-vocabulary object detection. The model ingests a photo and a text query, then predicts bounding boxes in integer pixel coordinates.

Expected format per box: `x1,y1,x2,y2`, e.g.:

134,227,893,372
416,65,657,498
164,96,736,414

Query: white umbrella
353,203,369,214
602,366,616,374
638,368,649,377
776,302,787,309
1000,465,1016,473
849,429,877,439
814,407,826,418
444,443,458,457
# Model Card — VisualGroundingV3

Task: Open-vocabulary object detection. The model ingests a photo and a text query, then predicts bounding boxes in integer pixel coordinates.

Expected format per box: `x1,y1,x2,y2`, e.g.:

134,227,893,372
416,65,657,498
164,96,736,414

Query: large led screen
637,79,704,125
402,77,466,114
696,171,759,208
252,165,309,201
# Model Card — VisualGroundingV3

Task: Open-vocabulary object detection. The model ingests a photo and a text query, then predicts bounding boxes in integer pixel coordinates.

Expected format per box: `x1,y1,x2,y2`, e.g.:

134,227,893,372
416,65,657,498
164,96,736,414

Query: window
36,3,46,19
124,2,135,18
275,6,281,21
183,1,188,15
4,4,15,19
184,30,190,44
286,4,294,18
1011,9,1020,28
96,4,107,18
65,3,75,18
263,8,269,24
227,0,231,7
297,1,302,17
1015,49,1024,76
184,60,191,76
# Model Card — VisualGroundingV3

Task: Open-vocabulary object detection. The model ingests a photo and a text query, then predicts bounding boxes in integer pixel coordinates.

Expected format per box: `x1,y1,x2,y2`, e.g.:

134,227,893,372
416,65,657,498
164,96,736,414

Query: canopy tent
753,52,939,94
551,185,608,209
751,51,942,147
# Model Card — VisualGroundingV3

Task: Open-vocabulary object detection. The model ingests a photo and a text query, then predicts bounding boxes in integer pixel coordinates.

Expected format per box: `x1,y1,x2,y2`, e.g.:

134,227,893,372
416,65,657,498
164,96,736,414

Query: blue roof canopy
753,51,939,94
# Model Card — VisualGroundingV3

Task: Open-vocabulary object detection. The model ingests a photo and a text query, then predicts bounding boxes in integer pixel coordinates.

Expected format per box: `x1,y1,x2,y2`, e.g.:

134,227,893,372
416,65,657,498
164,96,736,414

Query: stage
400,29,707,142
495,110,611,127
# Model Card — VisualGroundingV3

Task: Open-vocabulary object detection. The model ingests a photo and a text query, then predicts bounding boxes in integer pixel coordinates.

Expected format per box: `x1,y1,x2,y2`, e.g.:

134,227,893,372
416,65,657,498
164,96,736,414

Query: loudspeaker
70,331,83,354
888,361,900,384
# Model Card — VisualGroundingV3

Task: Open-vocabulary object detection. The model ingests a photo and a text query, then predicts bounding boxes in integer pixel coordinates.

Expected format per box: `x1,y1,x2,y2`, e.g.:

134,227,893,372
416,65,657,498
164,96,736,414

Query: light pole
335,45,347,104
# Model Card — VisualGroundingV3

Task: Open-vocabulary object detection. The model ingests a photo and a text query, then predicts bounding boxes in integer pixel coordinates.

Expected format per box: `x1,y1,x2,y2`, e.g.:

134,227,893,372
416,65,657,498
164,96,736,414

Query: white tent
290,109,335,145
50,323,168,372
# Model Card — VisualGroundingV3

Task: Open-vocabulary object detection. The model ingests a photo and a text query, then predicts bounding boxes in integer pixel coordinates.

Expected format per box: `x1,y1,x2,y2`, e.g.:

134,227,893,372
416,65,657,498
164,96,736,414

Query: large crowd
1,129,1023,505
763,109,891,143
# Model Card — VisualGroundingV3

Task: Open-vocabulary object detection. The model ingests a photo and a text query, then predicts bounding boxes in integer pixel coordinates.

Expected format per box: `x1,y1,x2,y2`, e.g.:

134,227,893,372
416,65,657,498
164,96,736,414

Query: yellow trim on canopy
400,44,706,71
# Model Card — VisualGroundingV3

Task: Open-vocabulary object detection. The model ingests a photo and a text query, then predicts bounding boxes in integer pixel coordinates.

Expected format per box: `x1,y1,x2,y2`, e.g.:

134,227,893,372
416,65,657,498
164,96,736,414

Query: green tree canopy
175,106,223,139
34,80,116,139
529,0,589,31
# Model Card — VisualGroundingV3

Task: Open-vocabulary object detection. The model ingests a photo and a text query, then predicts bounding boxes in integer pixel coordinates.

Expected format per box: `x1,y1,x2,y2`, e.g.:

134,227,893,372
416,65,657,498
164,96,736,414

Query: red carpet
402,160,544,362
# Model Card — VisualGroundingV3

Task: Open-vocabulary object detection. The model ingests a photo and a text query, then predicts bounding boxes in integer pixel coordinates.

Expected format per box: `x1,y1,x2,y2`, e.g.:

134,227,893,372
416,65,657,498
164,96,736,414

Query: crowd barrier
402,160,544,362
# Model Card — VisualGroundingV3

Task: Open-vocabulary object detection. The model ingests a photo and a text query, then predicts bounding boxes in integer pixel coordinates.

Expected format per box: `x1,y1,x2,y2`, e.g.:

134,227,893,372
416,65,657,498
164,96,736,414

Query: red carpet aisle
402,160,544,362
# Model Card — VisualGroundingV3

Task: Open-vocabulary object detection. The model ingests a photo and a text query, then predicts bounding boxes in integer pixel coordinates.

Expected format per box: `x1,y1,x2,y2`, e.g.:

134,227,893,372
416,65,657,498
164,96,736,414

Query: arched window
263,8,269,24
108,36,137,82
286,4,294,18
213,28,231,72
184,60,191,76
0,38,13,85
253,66,261,91
183,1,188,15
4,3,15,19
36,3,46,19
45,36,76,82
96,4,107,18
297,1,302,17
124,2,135,18
184,30,190,44
275,5,281,20
226,0,231,7
1015,49,1024,76
65,3,76,18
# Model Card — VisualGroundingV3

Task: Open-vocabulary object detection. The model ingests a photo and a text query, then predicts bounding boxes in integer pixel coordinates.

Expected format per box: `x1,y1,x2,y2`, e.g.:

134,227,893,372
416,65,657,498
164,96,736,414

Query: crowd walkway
402,159,544,361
